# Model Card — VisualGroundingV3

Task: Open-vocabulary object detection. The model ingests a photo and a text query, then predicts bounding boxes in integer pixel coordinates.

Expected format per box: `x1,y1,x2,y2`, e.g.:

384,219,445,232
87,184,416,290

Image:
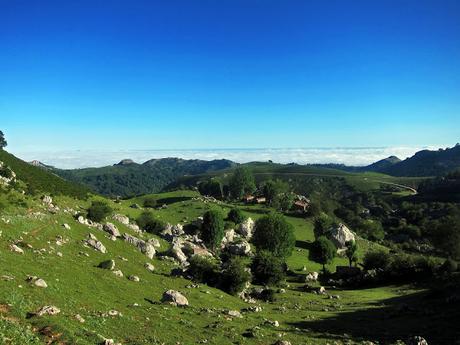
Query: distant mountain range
315,144,460,177
26,144,459,197
53,157,235,197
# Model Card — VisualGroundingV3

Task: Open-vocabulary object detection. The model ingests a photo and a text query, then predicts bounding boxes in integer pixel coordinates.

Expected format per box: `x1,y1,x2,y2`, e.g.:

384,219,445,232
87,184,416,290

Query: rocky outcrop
238,218,254,239
84,233,107,253
113,214,130,225
227,241,252,256
328,223,355,249
103,223,121,237
122,233,155,259
36,305,60,316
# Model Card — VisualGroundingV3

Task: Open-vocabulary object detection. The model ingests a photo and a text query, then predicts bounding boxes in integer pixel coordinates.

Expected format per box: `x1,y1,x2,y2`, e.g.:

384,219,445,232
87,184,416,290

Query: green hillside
54,158,235,197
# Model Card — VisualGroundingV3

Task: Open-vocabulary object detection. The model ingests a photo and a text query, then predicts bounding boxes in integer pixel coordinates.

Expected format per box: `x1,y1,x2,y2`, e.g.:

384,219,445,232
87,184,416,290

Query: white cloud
10,146,446,169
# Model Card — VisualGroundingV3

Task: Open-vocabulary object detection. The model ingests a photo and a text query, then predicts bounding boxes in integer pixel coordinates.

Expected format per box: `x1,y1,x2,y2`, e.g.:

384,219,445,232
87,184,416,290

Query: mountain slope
0,150,90,198
54,158,235,197
361,155,401,172
381,144,460,177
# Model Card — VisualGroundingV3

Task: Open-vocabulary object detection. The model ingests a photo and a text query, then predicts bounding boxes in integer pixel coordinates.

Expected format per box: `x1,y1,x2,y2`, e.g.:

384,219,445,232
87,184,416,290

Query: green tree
313,215,334,238
228,167,256,200
227,207,246,224
309,236,336,272
87,201,112,222
198,179,223,198
136,211,166,234
262,179,294,211
363,249,391,270
251,250,286,285
219,256,251,295
345,240,358,267
201,210,225,251
0,130,6,149
252,213,295,258
432,215,460,259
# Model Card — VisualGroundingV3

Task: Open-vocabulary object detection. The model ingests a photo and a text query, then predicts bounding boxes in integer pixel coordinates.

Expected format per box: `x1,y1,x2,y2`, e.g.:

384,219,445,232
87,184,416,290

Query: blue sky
1,0,459,156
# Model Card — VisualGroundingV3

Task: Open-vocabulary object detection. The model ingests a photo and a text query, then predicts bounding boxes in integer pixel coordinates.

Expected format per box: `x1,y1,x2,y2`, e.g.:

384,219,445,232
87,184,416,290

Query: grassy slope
169,162,426,193
0,150,90,199
1,190,457,344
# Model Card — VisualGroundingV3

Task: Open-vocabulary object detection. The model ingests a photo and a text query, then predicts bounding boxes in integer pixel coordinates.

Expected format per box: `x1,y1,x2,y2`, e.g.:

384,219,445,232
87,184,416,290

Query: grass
0,189,457,344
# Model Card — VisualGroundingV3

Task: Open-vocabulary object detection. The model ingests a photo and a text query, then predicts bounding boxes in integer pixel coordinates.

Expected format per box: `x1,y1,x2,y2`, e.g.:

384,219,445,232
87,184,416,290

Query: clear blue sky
1,0,459,152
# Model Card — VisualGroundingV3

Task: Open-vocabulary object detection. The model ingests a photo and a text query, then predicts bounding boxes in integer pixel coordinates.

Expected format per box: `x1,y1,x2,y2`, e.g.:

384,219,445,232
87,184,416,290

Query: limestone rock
36,305,60,316
161,290,188,306
9,244,24,254
328,223,355,249
128,275,140,282
305,272,319,282
227,241,251,256
238,217,254,239
113,214,130,225
123,233,155,259
63,223,71,230
144,263,155,272
112,270,124,277
103,223,120,237
85,234,107,253
407,336,429,345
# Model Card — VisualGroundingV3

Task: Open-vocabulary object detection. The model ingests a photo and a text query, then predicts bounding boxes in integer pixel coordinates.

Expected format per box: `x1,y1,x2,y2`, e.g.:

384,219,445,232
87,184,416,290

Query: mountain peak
115,159,137,166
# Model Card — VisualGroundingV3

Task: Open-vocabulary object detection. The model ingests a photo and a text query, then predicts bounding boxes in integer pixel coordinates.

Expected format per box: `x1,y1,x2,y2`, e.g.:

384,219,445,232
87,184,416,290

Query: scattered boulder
227,241,251,256
328,223,355,249
9,244,24,254
122,233,155,259
36,305,60,316
128,275,140,282
98,260,116,270
27,276,48,288
407,336,429,345
238,218,254,239
265,320,280,327
226,310,242,318
75,314,85,323
103,223,120,237
112,270,124,277
85,234,107,253
147,238,161,248
161,290,188,306
63,223,71,230
144,263,155,272
305,272,319,282
113,214,129,225
41,195,53,205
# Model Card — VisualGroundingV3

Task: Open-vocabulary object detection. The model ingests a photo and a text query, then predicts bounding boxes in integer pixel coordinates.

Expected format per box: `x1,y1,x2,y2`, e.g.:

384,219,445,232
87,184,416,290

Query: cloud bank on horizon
13,146,443,170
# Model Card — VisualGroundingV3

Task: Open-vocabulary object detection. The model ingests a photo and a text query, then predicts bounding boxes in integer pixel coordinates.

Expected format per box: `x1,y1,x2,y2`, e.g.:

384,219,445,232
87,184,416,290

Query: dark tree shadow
295,239,312,250
286,288,460,344
156,196,192,205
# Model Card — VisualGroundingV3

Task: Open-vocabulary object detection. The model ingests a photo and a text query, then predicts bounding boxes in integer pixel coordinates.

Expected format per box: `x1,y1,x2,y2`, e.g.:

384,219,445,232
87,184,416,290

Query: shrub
363,250,391,270
309,236,336,272
227,208,246,224
201,210,225,251
0,166,13,179
187,256,220,285
136,211,165,234
441,258,458,273
87,201,112,222
252,213,295,258
143,197,157,208
219,257,251,295
198,179,223,198
251,250,286,286
259,288,277,302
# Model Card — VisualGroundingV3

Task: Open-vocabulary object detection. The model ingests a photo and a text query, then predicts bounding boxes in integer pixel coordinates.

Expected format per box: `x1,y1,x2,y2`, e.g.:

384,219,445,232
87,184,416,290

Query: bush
227,208,246,224
198,179,223,198
136,211,166,234
87,201,112,222
441,258,458,273
143,197,157,208
258,288,277,302
201,210,225,250
0,166,13,179
363,250,391,270
251,250,286,286
187,256,220,285
219,257,251,295
252,213,295,258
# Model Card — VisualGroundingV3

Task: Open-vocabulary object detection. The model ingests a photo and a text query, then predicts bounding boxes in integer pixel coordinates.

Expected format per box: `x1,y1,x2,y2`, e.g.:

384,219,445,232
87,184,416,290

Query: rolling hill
53,157,235,197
